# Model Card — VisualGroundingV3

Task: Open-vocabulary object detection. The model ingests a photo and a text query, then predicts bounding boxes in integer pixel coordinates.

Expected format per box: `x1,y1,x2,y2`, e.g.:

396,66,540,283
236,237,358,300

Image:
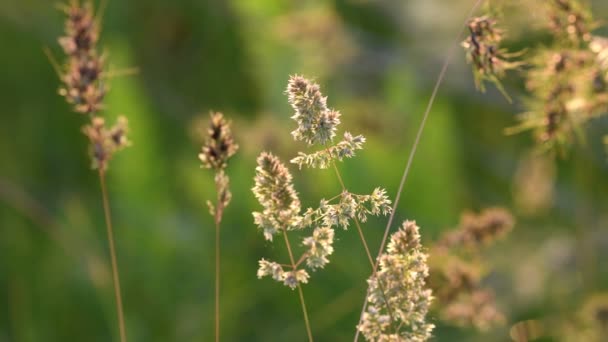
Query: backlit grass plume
357,221,434,341
199,112,238,171
284,75,391,268
252,152,314,340
58,0,105,114
82,116,130,171
437,207,514,250
430,208,515,330
252,76,393,340
252,152,301,244
287,75,396,336
287,75,341,145
56,0,130,169
546,0,595,44
502,0,608,155
198,111,238,342
252,153,390,277
287,75,366,169
461,15,522,101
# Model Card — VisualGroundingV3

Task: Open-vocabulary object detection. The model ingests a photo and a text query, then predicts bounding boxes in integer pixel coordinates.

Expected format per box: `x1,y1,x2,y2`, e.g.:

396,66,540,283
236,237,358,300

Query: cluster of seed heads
430,208,514,330
252,76,393,290
57,1,130,170
505,0,608,154
358,221,435,342
82,116,130,171
547,0,594,44
461,16,521,100
58,0,105,114
287,75,341,145
199,112,238,219
199,112,238,171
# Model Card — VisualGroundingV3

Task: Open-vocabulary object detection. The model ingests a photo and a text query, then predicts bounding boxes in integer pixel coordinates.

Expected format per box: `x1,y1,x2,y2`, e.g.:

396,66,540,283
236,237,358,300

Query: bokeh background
1,0,607,341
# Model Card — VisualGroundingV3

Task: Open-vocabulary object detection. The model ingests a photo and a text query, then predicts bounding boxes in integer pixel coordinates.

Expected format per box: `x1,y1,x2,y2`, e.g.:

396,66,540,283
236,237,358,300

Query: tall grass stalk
353,0,485,340
197,112,238,341
329,161,398,334
52,1,132,340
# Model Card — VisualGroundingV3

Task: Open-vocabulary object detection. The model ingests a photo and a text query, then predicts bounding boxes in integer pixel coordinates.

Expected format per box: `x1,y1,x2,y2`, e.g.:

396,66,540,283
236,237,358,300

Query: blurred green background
1,0,607,341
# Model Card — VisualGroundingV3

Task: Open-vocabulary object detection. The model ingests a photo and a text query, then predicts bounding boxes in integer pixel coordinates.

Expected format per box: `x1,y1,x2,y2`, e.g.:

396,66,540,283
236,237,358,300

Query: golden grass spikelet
58,0,106,115
198,112,238,171
358,220,434,341
82,116,130,171
439,207,515,249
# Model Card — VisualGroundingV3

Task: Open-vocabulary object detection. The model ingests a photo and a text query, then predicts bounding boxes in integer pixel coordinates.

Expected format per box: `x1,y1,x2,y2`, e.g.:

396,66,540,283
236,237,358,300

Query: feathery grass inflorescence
429,208,514,330
461,15,522,101
436,207,514,250
54,2,130,341
285,75,391,267
57,0,131,169
511,47,608,153
253,152,376,285
252,76,393,340
287,75,367,169
199,112,238,219
459,1,608,155
284,75,398,333
252,152,314,341
546,0,595,45
58,0,105,114
357,221,434,342
82,116,130,171
198,111,238,342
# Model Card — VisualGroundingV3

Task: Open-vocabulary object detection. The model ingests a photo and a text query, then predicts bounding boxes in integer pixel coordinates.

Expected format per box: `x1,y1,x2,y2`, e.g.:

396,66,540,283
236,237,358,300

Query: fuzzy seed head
287,75,341,145
302,226,335,270
81,116,130,171
358,220,434,341
58,1,106,115
252,152,301,241
199,112,238,170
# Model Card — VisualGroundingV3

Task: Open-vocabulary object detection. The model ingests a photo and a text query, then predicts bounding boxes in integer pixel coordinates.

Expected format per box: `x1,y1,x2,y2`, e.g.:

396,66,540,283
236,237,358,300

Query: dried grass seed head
58,0,106,115
252,152,301,241
287,75,341,145
358,220,434,341
461,16,522,98
302,226,335,270
439,208,515,249
442,289,505,330
547,0,594,44
199,112,238,170
82,116,130,171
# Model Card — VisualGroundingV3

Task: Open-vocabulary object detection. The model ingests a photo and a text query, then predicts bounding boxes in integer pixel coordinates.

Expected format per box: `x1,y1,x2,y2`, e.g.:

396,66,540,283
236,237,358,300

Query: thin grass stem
353,0,485,340
281,227,313,342
214,218,220,342
330,161,397,336
98,169,127,342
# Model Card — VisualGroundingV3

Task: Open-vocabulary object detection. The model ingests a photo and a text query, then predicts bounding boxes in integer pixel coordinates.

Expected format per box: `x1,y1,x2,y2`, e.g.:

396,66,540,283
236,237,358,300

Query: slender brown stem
98,169,127,342
296,284,313,342
330,161,397,334
353,1,485,340
281,228,313,342
214,179,223,342
214,218,220,342
330,162,376,268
